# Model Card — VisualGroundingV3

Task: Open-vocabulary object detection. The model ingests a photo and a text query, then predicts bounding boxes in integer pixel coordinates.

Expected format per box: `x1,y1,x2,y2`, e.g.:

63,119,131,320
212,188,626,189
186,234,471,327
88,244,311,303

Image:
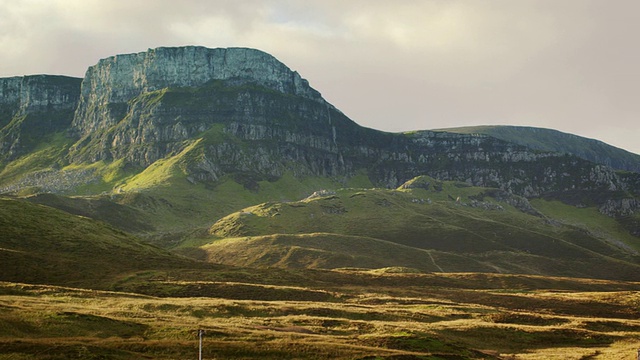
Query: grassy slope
531,198,640,253
0,196,196,288
0,132,73,189
111,170,357,247
200,178,640,280
202,233,492,272
24,193,155,234
3,121,366,245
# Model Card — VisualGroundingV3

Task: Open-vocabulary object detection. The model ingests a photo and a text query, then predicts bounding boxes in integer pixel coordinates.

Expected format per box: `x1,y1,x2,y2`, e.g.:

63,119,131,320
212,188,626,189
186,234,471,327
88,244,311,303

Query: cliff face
0,75,82,161
0,75,82,118
69,77,348,166
71,46,322,137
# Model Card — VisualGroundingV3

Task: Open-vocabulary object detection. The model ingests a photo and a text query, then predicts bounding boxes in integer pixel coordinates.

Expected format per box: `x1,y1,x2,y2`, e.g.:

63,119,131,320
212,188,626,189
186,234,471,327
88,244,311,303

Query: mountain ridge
437,125,640,172
0,46,638,280
1,47,638,200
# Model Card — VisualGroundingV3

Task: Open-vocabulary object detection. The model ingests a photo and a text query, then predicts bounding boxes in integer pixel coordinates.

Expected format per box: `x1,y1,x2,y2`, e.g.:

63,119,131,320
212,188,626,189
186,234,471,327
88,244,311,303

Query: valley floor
1,271,640,359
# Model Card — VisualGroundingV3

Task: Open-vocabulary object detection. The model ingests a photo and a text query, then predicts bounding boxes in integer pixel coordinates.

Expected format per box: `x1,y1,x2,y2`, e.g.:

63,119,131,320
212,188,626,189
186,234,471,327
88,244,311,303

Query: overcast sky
2,0,639,154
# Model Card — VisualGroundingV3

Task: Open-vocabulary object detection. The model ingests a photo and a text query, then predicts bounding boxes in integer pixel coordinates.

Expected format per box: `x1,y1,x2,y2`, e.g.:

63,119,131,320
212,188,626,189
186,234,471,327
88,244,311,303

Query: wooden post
198,329,205,360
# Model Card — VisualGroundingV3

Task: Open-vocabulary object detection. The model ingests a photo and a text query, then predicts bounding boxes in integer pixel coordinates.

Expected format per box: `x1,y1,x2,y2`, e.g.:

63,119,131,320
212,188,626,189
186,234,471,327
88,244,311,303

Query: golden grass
1,275,640,359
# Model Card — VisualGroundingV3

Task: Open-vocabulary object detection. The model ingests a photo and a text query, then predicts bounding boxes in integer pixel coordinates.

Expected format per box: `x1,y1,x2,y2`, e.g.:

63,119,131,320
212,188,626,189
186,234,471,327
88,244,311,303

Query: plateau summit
1,46,639,281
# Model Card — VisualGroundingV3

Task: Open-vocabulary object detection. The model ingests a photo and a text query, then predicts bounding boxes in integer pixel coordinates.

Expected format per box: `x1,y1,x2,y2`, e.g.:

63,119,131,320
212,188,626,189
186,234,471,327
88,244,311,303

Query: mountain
437,125,640,173
0,46,639,280
2,47,638,196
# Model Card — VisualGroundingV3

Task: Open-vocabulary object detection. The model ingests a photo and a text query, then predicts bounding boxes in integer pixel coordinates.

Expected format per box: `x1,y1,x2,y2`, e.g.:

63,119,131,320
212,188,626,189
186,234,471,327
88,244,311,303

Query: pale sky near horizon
1,0,639,154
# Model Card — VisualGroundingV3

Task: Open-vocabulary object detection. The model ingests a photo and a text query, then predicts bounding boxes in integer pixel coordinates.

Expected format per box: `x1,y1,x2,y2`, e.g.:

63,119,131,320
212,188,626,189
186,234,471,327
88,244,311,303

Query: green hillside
202,233,494,272
436,125,640,172
198,176,640,280
0,122,368,243
0,196,195,288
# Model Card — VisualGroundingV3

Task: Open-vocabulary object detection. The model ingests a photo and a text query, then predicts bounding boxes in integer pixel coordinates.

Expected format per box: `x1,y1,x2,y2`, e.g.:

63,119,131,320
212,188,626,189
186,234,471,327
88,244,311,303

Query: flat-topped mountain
0,46,638,281
71,46,322,136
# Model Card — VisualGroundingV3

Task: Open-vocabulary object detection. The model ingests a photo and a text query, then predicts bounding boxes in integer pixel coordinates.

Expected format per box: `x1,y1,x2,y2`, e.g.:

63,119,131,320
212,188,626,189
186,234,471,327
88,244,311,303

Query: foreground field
1,271,640,359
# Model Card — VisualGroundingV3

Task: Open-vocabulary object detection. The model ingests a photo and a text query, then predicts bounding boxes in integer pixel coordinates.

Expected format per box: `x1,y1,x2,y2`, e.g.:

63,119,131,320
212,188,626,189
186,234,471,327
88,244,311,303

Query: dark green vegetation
0,196,195,287
1,46,640,358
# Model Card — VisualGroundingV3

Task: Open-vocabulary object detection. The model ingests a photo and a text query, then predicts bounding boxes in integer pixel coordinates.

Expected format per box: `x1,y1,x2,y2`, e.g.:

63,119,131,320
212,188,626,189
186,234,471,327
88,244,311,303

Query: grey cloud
0,0,637,154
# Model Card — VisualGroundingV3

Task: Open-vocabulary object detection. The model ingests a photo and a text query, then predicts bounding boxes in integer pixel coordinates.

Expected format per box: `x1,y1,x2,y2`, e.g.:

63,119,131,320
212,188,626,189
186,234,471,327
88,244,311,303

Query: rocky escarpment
70,46,322,138
69,77,360,168
76,70,626,200
442,125,640,173
1,46,638,222
60,45,637,199
0,75,82,161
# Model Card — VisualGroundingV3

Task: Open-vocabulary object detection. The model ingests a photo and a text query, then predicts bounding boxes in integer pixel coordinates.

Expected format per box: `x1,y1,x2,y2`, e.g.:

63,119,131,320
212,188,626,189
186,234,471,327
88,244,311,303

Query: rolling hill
198,176,640,281
0,196,195,287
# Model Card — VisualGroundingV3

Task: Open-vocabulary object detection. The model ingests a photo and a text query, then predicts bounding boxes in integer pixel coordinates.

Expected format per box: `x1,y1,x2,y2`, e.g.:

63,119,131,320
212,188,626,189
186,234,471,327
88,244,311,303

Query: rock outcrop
71,46,322,137
0,75,81,113
600,198,640,217
443,125,640,173
0,75,82,161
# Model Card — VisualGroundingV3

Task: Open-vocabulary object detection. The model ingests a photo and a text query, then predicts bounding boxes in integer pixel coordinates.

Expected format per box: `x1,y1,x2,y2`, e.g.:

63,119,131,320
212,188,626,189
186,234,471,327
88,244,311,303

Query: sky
1,0,639,154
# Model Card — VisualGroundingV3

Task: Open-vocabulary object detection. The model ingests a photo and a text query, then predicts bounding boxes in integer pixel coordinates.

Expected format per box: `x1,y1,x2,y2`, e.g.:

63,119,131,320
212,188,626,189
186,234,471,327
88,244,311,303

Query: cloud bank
1,0,638,154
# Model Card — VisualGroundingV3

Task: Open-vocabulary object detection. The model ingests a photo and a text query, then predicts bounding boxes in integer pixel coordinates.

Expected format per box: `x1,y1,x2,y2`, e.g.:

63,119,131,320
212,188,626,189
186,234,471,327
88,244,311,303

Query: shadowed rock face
0,75,82,160
0,75,81,113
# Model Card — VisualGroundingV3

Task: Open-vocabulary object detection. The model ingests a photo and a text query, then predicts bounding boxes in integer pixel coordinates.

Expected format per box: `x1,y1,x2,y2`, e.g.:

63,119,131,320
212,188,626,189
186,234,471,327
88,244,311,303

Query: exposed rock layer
0,75,82,161
71,46,322,137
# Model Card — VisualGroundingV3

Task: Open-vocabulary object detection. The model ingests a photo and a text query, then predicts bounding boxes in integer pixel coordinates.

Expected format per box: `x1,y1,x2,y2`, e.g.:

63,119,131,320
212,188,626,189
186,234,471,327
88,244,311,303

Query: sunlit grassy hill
199,176,640,280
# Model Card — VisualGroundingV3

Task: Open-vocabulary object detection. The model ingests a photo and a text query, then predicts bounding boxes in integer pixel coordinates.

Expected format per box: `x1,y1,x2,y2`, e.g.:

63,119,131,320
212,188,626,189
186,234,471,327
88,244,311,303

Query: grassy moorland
1,271,640,359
